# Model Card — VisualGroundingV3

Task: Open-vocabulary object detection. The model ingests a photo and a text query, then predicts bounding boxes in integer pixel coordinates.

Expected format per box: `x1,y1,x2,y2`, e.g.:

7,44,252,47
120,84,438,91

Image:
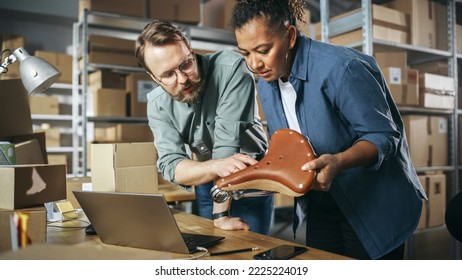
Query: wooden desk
0,211,349,260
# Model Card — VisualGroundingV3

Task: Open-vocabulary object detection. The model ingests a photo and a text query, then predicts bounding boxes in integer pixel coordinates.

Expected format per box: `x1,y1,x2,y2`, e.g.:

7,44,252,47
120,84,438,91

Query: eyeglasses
155,54,196,86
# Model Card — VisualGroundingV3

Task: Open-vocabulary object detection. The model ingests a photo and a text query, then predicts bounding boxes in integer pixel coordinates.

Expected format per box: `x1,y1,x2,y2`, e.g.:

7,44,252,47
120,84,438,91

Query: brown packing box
0,79,33,138
125,73,157,117
91,142,158,194
404,69,419,106
92,88,127,117
29,95,60,115
79,0,147,18
457,24,462,54
314,4,409,45
386,0,436,49
0,164,66,210
83,35,138,68
413,61,449,76
89,70,126,90
149,0,200,24
0,207,47,253
0,34,25,80
434,1,448,51
66,177,91,209
419,73,455,110
34,50,73,84
381,67,404,105
374,51,407,81
48,154,69,174
14,139,45,164
34,127,61,147
94,124,153,143
403,115,448,167
1,132,48,164
417,173,446,229
108,124,153,143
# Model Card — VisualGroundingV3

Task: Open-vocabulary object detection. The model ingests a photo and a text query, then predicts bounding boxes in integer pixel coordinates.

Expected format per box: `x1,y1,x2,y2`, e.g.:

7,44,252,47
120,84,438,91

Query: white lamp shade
13,47,61,95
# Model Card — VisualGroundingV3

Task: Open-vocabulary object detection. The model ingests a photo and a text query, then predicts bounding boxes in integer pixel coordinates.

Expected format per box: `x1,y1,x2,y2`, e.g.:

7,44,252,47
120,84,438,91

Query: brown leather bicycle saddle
215,128,317,197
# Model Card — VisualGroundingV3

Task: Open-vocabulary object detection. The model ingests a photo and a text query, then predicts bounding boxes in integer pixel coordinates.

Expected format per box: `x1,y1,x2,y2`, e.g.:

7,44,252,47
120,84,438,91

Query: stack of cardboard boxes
79,0,201,24
0,80,67,252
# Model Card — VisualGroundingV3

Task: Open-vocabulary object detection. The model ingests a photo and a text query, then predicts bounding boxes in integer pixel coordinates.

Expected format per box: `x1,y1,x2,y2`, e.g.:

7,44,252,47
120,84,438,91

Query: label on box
0,142,16,165
439,118,448,134
137,80,157,103
387,67,402,85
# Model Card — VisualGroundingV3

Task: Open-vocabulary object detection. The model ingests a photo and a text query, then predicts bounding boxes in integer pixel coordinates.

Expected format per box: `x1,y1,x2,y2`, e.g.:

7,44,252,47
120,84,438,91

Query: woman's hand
301,154,342,191
213,216,250,231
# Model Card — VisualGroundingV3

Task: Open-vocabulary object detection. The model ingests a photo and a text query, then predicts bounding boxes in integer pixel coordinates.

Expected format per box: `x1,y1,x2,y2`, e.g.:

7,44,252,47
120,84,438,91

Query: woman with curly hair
230,0,426,260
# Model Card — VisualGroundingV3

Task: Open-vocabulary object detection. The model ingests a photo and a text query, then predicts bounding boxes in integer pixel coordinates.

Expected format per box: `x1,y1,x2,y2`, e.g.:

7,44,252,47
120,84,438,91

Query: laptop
73,191,224,254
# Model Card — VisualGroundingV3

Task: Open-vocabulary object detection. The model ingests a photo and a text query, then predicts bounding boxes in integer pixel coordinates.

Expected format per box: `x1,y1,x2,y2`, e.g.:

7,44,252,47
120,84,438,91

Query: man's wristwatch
212,210,230,220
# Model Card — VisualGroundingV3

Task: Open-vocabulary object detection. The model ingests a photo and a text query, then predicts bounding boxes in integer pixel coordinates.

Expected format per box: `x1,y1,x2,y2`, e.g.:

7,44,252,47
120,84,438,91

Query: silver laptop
73,191,224,254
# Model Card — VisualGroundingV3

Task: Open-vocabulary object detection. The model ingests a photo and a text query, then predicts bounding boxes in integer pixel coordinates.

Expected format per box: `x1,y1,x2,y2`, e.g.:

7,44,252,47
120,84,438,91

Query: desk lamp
1,47,61,94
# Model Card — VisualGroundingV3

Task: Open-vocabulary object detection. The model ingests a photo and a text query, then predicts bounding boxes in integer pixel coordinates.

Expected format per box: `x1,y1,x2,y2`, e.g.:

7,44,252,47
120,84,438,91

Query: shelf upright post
447,0,460,260
320,0,329,43
361,0,372,55
72,20,81,177
81,9,90,176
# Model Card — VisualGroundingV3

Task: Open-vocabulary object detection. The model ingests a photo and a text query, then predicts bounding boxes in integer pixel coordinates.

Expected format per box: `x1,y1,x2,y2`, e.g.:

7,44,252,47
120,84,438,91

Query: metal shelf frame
72,9,237,177
319,0,460,259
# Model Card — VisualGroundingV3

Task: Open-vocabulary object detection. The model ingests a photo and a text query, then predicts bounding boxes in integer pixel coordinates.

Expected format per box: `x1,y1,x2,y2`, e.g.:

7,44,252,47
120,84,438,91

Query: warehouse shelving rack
72,9,238,177
318,0,460,259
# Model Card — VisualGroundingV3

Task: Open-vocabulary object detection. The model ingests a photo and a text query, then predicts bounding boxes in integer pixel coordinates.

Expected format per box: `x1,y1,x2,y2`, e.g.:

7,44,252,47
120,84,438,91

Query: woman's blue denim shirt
258,36,427,259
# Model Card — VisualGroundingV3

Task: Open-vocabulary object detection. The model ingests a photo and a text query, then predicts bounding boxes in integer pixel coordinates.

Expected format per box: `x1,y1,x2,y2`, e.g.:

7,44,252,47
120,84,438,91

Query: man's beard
170,76,205,104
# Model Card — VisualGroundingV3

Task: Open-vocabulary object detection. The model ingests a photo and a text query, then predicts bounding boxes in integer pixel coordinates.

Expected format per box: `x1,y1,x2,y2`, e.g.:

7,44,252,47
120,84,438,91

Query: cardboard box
0,34,25,80
79,0,147,18
84,35,138,68
0,207,47,253
34,126,61,147
0,79,33,138
1,132,48,164
0,164,66,210
94,124,153,143
92,88,127,117
125,73,157,117
404,68,419,106
89,70,126,90
91,142,158,194
413,61,449,76
417,173,446,229
149,0,200,24
419,73,455,110
34,50,72,84
15,139,45,164
29,95,60,115
382,67,404,104
403,115,448,167
374,51,407,81
66,177,91,209
48,154,69,174
457,24,462,54
315,4,409,45
386,0,437,49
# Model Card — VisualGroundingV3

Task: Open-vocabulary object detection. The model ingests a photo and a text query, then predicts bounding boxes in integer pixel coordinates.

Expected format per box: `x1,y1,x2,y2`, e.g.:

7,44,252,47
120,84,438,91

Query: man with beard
135,20,273,234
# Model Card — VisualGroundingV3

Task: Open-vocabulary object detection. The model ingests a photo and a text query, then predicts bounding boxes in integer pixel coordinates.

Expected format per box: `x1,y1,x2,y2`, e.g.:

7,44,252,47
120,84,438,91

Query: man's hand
213,216,250,231
213,153,258,178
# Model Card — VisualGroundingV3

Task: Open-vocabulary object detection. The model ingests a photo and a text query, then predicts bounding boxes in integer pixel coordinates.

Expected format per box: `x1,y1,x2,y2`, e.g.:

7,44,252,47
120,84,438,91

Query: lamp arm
0,49,17,74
